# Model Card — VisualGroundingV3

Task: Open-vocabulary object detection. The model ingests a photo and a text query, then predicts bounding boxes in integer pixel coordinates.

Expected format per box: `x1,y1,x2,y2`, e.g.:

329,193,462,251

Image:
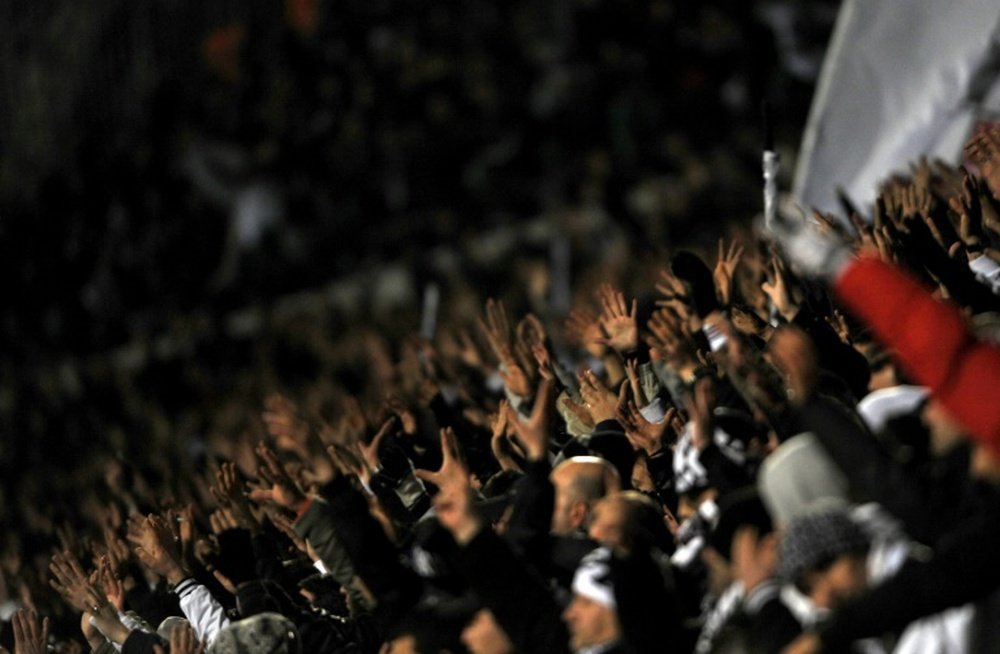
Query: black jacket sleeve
799,394,974,546
818,499,1000,650
457,528,571,654
791,305,870,402
503,459,555,570
318,477,424,634
610,549,682,654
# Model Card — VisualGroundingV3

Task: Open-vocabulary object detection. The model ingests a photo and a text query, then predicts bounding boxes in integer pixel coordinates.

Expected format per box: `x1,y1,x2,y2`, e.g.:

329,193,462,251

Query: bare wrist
164,565,187,586
451,516,483,546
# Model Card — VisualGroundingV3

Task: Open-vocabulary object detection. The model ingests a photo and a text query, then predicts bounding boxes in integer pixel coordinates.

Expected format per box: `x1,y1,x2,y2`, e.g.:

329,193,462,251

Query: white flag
793,0,1000,215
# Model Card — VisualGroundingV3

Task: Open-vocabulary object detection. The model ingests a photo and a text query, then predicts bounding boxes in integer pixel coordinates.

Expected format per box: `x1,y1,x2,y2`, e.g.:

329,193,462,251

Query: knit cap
778,507,868,585
156,616,190,641
207,612,300,654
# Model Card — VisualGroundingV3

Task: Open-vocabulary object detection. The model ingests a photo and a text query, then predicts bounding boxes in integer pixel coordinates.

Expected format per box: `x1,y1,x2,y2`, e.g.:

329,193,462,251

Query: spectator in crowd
6,14,1000,652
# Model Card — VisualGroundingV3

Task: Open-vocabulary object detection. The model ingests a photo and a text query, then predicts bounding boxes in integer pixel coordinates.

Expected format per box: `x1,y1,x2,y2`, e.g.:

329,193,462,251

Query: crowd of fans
4,116,1000,653
8,1,1000,653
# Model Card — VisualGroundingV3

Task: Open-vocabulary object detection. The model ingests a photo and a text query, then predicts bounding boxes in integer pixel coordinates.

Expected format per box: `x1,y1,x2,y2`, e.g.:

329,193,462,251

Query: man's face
562,595,620,651
808,553,868,609
922,400,965,456
550,469,587,535
378,635,417,654
700,546,734,597
461,609,514,654
587,498,626,552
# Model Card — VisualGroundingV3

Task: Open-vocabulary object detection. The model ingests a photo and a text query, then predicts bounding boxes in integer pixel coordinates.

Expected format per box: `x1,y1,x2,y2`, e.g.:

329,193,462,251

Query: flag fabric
793,0,1000,215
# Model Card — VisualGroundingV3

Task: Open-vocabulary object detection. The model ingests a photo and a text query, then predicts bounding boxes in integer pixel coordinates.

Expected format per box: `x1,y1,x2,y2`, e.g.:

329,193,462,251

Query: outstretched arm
834,256,1000,456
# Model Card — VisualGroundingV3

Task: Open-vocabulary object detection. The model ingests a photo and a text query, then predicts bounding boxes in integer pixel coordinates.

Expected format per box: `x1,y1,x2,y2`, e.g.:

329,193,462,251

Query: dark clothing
504,458,599,589
121,630,166,654
611,547,684,654
800,394,981,547
457,528,571,654
295,479,424,637
818,489,1000,650
701,581,800,654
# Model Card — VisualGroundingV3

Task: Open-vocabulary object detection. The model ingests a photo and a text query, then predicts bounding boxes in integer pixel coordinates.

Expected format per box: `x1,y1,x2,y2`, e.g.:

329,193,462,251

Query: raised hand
811,210,854,244
616,401,668,456
760,253,798,322
502,379,555,461
578,370,625,424
871,223,899,263
356,416,396,474
96,556,125,612
499,360,533,398
848,210,875,250
11,608,49,654
477,298,536,396
324,440,366,481
965,126,1000,200
385,395,418,435
597,283,639,353
714,238,745,306
49,551,130,643
169,622,206,654
490,401,521,472
208,507,241,535
477,298,515,365
172,504,197,567
623,358,645,406
248,443,306,511
49,550,98,615
211,462,259,532
950,171,987,260
126,515,187,584
531,342,556,381
414,428,479,544
439,326,485,371
564,307,606,358
646,308,698,373
269,512,308,555
414,428,468,490
336,416,397,485
102,527,131,577
514,313,547,376
516,313,548,349
655,268,694,325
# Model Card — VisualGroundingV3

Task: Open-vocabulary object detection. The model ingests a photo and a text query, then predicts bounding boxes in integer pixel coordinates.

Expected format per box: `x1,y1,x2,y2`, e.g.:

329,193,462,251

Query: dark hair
709,487,773,562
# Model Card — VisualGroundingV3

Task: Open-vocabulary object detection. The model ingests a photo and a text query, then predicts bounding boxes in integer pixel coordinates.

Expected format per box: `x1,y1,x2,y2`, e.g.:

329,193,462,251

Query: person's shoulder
748,594,803,653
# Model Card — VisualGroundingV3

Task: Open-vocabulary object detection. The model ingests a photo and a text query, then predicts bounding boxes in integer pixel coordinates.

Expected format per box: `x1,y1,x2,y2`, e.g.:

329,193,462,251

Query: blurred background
0,0,839,531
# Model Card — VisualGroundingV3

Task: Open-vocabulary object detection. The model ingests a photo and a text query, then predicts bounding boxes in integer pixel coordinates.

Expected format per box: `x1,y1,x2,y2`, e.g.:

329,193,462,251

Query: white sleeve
638,395,666,423
969,254,1000,295
173,578,231,645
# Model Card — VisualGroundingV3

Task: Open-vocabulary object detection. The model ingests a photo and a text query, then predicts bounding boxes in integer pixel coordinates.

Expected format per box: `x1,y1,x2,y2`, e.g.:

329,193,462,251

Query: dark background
0,0,838,531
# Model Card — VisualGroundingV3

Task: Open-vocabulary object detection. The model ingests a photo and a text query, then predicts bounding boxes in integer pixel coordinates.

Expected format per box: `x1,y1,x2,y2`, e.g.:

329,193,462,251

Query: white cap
857,385,928,434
